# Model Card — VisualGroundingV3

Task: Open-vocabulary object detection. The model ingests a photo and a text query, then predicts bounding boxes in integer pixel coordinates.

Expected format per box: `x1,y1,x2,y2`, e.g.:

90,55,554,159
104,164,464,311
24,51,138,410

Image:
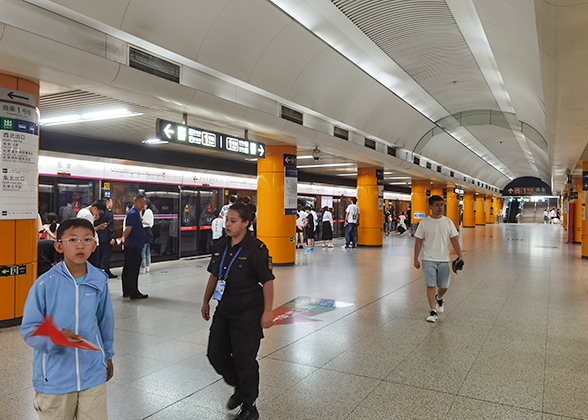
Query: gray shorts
422,260,451,288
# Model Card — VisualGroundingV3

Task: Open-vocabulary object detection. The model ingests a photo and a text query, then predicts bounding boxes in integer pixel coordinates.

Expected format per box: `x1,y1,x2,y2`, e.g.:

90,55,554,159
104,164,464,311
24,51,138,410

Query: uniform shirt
414,215,459,262
77,208,99,245
346,204,360,223
124,208,145,248
208,234,275,311
211,218,224,240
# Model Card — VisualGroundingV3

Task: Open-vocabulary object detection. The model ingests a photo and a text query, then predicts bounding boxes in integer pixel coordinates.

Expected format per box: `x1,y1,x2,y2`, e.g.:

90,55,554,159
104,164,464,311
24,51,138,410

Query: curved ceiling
0,0,571,192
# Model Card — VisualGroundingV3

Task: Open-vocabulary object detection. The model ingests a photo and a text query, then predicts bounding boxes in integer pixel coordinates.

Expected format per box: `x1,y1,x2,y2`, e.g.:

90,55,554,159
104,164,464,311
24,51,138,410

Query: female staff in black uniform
201,203,274,420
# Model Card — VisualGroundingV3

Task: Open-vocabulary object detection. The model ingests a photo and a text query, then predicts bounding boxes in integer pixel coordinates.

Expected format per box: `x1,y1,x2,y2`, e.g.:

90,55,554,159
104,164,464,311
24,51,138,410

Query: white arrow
258,144,265,157
508,188,514,194
163,124,174,139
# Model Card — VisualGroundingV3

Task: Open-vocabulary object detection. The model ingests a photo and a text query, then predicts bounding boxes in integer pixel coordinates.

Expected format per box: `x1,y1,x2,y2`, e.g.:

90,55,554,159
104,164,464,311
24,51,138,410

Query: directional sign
0,87,35,106
283,154,297,167
156,119,265,158
0,264,27,277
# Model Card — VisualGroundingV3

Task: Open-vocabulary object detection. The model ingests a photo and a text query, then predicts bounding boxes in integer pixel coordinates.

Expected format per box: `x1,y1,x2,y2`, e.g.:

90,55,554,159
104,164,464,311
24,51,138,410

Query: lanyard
219,246,242,279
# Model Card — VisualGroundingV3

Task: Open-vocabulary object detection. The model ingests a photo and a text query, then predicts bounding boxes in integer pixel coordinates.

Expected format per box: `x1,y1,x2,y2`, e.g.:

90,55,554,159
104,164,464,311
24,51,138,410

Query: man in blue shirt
121,195,148,299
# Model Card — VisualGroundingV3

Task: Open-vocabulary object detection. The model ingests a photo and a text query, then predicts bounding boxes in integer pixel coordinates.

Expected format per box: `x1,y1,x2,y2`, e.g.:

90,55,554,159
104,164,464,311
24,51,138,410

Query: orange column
0,74,39,325
357,168,383,247
463,192,475,228
411,180,431,225
446,187,459,230
257,145,296,265
563,196,568,231
475,194,486,225
573,177,583,243
583,162,588,258
486,196,494,224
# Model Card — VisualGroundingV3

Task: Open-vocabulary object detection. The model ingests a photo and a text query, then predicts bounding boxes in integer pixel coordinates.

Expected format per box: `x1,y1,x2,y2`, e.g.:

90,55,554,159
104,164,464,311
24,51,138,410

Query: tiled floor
2,223,588,419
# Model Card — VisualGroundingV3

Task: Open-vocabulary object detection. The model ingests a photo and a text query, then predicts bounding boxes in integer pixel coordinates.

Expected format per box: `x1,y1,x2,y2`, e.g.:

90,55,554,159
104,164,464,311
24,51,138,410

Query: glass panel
144,188,179,259
57,180,94,222
180,189,198,257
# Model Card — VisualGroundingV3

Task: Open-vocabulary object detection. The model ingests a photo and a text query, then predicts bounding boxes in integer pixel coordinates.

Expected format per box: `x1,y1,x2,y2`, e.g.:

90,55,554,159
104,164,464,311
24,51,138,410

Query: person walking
344,198,360,248
141,201,154,274
77,201,108,267
96,198,116,279
121,195,148,300
201,203,274,420
303,206,316,253
397,212,408,234
321,206,334,248
413,195,464,322
211,211,224,248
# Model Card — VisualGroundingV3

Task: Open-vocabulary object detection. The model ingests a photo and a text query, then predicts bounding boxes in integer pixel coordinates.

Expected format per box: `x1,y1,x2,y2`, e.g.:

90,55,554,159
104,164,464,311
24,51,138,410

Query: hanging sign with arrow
0,87,35,107
156,119,265,158
0,264,27,277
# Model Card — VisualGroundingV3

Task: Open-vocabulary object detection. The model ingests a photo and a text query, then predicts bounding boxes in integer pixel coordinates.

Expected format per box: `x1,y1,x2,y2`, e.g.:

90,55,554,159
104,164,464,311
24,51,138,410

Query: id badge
213,279,226,301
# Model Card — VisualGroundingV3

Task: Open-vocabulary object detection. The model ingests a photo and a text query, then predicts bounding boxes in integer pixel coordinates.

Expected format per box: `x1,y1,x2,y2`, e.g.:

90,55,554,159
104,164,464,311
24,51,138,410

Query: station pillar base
357,168,383,247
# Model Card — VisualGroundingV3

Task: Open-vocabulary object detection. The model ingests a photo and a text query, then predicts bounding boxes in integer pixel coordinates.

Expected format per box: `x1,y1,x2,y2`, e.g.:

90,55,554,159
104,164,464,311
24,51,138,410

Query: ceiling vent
281,106,303,125
426,162,432,170
414,156,420,165
437,166,442,173
334,127,349,140
387,147,396,157
450,171,455,178
129,47,180,83
364,138,376,149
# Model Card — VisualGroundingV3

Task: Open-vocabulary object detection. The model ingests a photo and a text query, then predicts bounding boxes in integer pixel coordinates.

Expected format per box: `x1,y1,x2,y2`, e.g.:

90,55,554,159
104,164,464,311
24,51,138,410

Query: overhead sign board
157,119,265,159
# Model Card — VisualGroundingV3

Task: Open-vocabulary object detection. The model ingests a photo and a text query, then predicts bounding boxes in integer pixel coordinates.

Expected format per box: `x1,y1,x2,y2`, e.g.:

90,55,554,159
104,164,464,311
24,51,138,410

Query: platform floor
1,223,588,419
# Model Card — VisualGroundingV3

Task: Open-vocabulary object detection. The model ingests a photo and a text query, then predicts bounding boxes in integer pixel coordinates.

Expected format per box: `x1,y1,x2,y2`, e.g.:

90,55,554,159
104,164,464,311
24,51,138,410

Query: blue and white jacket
21,261,115,395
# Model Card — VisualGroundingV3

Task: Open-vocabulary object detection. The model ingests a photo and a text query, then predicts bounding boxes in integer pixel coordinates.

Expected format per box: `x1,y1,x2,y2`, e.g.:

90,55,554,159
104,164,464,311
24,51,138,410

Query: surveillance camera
312,147,321,161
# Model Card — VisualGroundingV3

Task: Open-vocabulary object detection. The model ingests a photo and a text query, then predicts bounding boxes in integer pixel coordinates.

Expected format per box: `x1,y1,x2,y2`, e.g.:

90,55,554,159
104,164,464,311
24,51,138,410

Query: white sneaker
435,294,444,313
426,310,438,322
146,266,150,272
140,267,146,274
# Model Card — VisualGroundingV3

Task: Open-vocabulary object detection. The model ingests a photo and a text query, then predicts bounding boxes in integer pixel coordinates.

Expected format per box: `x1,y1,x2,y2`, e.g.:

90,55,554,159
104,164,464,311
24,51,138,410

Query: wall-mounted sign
0,264,27,277
376,169,384,186
454,188,464,195
284,167,298,215
157,119,265,158
283,154,297,167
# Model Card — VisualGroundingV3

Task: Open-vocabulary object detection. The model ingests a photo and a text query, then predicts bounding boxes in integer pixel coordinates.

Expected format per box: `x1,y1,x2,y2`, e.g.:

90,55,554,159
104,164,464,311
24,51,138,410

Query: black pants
207,307,263,405
88,249,100,267
122,247,142,296
98,241,113,273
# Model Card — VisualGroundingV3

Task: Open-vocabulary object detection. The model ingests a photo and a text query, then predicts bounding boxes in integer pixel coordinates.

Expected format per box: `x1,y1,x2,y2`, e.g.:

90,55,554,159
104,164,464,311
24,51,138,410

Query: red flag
29,316,100,350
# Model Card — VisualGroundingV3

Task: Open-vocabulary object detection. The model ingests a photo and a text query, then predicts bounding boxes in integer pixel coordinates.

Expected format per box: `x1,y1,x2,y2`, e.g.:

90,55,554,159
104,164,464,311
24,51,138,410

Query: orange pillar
475,194,486,225
486,196,494,224
257,145,296,265
573,177,583,243
0,74,39,325
357,168,383,247
411,180,432,225
463,192,475,228
446,187,459,230
583,162,588,258
563,196,568,231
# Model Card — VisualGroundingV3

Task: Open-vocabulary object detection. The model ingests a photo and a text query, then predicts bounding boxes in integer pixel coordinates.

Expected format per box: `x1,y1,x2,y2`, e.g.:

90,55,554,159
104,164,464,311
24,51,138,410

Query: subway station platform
1,223,587,420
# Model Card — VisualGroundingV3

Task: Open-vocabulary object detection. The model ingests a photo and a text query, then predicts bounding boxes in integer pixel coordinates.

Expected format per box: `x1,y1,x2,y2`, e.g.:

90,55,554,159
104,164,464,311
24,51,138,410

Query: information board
0,89,38,220
284,167,298,215
157,119,265,159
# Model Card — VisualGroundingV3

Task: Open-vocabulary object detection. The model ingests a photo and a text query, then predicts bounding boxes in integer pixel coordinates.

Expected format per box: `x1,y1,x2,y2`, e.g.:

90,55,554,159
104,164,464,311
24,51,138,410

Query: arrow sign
163,123,174,139
258,144,265,158
508,188,514,194
8,91,29,101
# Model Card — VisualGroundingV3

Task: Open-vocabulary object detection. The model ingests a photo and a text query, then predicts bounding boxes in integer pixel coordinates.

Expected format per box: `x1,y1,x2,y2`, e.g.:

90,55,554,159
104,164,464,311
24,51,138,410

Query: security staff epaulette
253,238,266,249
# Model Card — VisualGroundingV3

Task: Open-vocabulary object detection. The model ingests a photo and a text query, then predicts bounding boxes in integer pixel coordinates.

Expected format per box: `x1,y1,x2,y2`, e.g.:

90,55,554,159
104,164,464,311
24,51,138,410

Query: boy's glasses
58,237,95,246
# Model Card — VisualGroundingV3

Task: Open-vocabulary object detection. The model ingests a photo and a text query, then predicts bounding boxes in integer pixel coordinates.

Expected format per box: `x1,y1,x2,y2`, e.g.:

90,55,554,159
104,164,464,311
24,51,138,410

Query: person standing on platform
201,203,274,420
321,206,334,248
212,211,224,248
544,209,549,224
121,195,148,300
295,205,304,249
413,195,464,323
303,206,316,253
220,195,237,234
242,196,257,237
42,212,59,241
344,198,360,248
141,201,154,274
397,212,408,234
96,198,116,279
384,207,391,235
77,200,107,267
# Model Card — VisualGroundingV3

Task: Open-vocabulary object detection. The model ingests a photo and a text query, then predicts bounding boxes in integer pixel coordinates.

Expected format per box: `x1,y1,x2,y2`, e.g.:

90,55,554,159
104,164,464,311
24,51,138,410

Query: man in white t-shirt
344,198,360,248
414,195,464,322
77,200,108,267
220,195,237,230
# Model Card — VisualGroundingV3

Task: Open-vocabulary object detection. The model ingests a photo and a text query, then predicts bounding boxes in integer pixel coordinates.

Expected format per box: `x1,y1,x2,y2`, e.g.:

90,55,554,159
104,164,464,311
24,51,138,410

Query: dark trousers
88,249,100,267
207,308,263,405
345,223,357,247
122,247,142,296
98,241,113,273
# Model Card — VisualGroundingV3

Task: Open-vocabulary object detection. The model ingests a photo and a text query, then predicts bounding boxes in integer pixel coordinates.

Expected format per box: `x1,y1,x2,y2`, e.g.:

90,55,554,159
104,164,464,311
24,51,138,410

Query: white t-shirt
298,210,307,225
398,214,407,229
414,216,459,262
311,210,318,228
211,218,224,239
142,208,154,228
346,204,360,223
77,208,99,245
322,211,333,224
220,204,232,228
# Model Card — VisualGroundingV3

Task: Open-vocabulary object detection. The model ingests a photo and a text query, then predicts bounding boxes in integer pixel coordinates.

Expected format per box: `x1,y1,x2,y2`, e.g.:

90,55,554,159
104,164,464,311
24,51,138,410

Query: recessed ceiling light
297,155,315,159
40,108,143,126
142,138,168,144
297,163,355,169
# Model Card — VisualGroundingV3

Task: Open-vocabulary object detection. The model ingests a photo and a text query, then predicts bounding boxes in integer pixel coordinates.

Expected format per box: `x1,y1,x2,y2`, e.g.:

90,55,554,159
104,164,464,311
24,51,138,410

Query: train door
179,188,199,258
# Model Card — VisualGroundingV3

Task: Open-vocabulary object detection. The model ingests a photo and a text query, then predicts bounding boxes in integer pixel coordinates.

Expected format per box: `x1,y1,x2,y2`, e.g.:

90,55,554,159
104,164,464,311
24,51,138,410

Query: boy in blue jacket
21,218,115,420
